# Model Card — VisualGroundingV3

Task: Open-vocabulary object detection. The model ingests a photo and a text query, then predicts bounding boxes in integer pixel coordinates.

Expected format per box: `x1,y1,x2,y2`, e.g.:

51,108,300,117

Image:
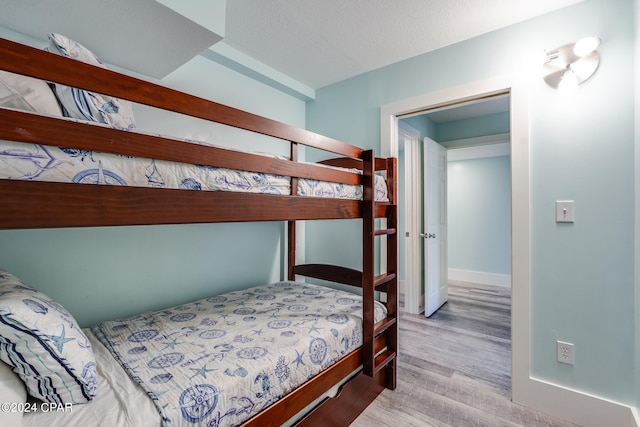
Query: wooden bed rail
292,264,397,291
0,37,361,159
319,157,391,171
0,108,360,186
0,180,369,229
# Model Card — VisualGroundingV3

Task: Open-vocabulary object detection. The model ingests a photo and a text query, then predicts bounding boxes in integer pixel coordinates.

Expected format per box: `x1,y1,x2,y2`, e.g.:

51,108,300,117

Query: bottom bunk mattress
23,281,386,427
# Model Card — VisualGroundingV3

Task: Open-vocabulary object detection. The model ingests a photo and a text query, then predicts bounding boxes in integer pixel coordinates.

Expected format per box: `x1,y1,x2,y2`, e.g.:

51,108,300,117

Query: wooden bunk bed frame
0,38,397,427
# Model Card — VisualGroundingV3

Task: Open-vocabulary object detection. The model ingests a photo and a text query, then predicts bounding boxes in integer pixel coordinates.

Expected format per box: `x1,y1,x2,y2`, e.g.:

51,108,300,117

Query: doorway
380,76,530,402
400,95,511,316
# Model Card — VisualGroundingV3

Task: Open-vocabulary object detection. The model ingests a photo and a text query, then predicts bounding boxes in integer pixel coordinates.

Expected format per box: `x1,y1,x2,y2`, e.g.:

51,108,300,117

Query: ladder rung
374,228,396,236
373,317,396,337
373,272,396,288
373,350,396,374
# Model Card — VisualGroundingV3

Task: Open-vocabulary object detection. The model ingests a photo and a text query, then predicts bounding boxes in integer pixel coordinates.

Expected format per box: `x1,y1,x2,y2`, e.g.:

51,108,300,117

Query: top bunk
0,36,396,230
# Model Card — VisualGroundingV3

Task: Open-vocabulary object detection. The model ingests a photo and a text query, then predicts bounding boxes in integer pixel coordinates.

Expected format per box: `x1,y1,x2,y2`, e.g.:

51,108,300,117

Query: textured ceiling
225,0,582,89
0,0,582,88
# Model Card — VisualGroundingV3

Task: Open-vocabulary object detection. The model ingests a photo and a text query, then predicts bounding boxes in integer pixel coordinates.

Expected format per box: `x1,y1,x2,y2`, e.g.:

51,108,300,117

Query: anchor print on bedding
92,281,386,427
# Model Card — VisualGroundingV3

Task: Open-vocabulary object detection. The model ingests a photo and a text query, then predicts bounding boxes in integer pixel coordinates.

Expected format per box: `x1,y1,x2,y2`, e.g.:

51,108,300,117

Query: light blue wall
0,30,306,327
437,112,510,142
447,156,511,275
306,0,635,406
400,115,434,139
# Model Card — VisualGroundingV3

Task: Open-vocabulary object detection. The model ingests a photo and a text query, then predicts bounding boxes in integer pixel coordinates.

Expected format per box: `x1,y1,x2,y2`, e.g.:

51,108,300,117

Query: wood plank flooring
350,281,581,427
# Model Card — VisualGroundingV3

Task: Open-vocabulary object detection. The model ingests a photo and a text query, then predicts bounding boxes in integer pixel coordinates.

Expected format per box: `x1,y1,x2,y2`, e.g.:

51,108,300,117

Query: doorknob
419,233,436,239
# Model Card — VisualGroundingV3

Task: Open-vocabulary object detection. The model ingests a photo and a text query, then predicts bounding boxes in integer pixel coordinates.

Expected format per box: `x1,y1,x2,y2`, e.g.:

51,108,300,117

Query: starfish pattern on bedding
190,364,216,379
307,325,323,335
293,350,306,367
161,338,182,351
47,325,75,352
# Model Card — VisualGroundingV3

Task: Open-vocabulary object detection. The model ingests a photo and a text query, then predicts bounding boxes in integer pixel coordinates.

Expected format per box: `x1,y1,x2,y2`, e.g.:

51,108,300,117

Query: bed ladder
361,150,397,389
287,149,398,390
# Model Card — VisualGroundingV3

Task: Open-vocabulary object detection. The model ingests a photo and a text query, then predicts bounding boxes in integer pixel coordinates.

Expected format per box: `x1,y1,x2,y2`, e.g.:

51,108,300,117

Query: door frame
380,75,530,403
398,121,423,314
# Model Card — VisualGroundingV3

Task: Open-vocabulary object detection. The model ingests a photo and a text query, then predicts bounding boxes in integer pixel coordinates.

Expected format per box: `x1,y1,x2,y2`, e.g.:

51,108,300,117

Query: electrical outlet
557,341,574,365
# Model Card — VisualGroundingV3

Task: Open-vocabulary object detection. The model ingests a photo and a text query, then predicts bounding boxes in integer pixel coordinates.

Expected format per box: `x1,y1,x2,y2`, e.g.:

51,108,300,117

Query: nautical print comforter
0,116,389,201
91,281,387,427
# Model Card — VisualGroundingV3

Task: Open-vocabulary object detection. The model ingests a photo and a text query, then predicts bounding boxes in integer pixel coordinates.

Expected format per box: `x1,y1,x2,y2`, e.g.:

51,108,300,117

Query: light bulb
573,37,601,57
557,69,579,95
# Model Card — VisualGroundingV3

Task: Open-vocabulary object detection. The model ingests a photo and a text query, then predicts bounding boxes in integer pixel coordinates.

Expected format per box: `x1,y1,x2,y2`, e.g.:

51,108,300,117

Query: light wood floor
350,281,581,427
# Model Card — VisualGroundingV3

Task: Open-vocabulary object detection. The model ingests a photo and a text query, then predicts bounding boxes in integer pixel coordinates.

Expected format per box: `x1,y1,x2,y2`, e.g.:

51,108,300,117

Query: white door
423,138,448,317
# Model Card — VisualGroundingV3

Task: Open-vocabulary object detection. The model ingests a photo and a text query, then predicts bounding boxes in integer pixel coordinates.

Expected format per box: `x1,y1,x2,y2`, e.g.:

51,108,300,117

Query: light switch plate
556,200,574,223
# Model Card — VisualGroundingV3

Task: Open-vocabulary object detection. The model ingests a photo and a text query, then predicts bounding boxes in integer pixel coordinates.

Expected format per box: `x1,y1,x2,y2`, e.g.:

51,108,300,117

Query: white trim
635,0,640,415
448,268,511,288
447,142,510,161
398,121,423,314
631,407,640,427
398,279,406,296
526,377,638,427
508,75,530,409
380,73,534,413
442,132,510,149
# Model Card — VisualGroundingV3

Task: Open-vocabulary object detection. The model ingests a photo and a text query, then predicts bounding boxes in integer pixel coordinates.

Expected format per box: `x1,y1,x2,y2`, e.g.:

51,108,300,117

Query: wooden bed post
362,151,398,388
384,157,398,390
361,149,376,377
288,142,299,281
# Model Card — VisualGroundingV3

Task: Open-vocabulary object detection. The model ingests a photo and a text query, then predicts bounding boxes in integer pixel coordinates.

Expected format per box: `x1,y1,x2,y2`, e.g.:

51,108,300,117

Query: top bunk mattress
0,115,389,202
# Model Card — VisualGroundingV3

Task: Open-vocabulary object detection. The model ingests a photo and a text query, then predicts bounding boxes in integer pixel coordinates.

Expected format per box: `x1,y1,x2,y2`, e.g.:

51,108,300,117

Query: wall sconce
543,37,601,94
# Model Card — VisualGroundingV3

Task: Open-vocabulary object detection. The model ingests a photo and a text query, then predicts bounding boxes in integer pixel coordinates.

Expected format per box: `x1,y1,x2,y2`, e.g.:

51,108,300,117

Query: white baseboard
515,376,638,427
448,268,511,288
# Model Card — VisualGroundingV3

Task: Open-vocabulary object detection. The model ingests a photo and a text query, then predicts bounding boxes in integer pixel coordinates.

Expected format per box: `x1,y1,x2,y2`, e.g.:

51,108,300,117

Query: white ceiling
0,0,582,89
224,0,583,89
0,0,222,79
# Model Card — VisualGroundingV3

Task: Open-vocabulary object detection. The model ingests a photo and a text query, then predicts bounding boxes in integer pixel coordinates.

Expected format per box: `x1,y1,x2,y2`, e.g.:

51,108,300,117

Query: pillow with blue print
0,269,97,404
46,33,136,130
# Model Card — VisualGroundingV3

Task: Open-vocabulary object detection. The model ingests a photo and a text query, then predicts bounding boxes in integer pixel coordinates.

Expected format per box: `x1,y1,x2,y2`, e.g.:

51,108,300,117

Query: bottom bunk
0,270,392,427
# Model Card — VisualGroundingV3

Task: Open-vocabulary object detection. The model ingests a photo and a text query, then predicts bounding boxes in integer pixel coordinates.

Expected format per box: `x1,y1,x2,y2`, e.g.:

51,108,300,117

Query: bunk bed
0,36,398,426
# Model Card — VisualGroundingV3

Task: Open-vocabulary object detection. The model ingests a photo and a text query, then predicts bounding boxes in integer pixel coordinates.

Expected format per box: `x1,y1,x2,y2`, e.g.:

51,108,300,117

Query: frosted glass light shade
543,38,600,91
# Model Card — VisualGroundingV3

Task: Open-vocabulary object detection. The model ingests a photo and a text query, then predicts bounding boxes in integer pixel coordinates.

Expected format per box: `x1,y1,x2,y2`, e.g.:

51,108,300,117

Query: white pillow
46,33,136,130
0,70,63,116
0,360,27,427
0,269,97,404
